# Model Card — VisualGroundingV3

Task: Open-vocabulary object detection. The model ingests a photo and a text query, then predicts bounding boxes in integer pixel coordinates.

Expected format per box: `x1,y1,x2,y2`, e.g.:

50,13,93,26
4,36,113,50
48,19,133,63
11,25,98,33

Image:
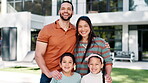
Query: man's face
59,2,73,21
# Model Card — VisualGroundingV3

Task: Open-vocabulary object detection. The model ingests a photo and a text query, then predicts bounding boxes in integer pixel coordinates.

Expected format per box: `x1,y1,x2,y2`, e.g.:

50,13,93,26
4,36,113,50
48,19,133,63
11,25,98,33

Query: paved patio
113,61,148,70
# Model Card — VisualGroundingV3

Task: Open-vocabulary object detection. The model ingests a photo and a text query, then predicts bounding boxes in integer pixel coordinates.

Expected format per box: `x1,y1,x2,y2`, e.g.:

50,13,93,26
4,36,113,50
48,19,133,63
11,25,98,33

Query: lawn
112,68,148,83
0,67,148,83
0,66,41,74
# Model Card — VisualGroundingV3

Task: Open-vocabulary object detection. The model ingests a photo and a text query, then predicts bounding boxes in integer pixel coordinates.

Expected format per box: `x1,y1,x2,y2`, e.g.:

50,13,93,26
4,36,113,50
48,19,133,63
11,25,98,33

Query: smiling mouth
64,67,70,69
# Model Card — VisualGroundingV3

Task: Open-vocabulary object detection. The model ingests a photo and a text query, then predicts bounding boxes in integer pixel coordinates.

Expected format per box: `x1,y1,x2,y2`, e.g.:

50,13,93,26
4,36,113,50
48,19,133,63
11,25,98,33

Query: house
0,0,148,61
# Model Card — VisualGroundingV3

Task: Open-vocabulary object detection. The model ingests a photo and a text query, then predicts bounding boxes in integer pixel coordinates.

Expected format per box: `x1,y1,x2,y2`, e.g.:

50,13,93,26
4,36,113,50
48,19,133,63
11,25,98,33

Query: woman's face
78,20,90,38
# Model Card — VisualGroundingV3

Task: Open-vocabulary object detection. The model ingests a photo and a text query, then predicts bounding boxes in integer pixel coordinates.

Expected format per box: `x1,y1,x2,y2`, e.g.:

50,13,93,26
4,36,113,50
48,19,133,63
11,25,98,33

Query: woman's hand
105,74,112,83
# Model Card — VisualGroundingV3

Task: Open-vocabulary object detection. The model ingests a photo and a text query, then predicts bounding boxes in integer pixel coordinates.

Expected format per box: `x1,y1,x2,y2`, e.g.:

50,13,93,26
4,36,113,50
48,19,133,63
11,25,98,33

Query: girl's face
78,20,90,38
60,56,75,73
88,57,104,74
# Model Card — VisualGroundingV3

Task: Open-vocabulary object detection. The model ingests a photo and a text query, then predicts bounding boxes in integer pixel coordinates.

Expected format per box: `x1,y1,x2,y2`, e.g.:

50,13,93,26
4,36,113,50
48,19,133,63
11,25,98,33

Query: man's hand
48,70,62,80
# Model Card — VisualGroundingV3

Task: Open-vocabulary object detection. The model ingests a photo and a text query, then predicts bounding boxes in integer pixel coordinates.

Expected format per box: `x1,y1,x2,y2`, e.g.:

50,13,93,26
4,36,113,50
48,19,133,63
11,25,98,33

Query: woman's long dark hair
75,16,96,63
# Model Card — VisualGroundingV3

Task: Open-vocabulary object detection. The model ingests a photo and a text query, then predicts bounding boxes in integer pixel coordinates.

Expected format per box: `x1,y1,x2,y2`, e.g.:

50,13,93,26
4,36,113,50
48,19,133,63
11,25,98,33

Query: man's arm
35,41,62,80
35,41,51,78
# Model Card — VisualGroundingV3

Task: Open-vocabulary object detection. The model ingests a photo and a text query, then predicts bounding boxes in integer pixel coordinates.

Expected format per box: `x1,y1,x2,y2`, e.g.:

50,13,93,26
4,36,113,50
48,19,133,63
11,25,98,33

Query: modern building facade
0,0,148,61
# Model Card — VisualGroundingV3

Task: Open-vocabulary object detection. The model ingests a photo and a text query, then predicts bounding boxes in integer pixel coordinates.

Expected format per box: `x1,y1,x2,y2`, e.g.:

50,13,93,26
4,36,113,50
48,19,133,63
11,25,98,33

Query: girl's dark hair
75,16,96,63
88,56,103,64
60,52,76,64
61,1,74,11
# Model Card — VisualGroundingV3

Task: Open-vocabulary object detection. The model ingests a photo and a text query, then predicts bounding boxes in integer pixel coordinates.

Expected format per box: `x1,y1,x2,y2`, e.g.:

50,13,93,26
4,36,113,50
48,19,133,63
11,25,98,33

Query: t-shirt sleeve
37,25,51,43
50,78,57,83
101,40,113,65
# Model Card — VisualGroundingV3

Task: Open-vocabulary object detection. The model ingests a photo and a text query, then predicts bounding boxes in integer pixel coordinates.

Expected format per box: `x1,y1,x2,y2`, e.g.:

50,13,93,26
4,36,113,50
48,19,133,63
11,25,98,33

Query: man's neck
59,19,70,31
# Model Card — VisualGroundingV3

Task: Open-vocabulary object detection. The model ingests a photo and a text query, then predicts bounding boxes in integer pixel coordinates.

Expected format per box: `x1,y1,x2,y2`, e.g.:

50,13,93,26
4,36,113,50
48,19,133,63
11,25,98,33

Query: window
31,29,40,51
129,0,148,11
93,25,122,51
7,0,52,16
87,0,123,13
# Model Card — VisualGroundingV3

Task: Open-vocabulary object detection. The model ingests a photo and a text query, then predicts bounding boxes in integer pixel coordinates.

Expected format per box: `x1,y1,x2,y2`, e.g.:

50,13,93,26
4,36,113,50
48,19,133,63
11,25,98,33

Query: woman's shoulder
93,37,106,43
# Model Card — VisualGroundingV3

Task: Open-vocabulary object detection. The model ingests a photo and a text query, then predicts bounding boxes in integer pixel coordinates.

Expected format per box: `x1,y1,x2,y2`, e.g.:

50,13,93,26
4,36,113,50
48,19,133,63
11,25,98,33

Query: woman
74,16,112,83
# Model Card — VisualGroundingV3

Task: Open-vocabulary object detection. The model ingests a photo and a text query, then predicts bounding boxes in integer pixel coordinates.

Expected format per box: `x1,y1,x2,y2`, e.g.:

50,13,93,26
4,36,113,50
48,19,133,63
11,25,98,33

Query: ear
101,63,104,69
88,64,90,68
58,9,61,15
74,63,76,66
73,63,76,70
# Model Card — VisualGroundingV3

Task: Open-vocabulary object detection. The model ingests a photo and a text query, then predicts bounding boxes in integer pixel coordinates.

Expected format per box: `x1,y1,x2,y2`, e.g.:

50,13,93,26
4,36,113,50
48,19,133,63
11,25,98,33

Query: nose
66,63,69,66
64,9,68,12
81,27,85,31
92,65,96,68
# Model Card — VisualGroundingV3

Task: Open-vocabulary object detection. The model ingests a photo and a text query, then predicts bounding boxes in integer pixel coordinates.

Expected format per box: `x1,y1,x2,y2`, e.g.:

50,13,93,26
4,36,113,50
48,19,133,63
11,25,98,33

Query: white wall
52,0,57,16
1,0,7,14
129,30,139,61
122,24,129,51
123,0,129,11
0,12,31,61
31,14,44,29
77,0,86,14
44,11,148,27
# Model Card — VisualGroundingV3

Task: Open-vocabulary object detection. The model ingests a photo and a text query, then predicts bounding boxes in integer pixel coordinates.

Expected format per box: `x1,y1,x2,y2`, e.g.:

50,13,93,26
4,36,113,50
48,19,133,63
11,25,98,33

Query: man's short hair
61,1,74,11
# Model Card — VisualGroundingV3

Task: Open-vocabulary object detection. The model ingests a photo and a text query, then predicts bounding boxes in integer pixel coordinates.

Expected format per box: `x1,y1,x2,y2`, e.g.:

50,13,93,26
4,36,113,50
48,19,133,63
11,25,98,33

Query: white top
81,72,103,83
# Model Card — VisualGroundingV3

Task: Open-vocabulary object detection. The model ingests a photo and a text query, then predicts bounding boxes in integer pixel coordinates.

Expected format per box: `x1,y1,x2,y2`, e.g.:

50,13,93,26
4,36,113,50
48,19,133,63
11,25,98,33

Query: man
35,1,75,83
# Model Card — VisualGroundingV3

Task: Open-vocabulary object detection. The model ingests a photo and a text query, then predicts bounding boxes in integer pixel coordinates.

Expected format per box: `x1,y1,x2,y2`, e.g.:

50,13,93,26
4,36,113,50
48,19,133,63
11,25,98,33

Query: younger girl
50,53,81,83
81,54,107,83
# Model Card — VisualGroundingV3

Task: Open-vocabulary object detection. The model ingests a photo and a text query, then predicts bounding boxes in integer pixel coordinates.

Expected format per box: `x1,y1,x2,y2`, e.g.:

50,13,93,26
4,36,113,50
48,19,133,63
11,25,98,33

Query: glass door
141,31,148,61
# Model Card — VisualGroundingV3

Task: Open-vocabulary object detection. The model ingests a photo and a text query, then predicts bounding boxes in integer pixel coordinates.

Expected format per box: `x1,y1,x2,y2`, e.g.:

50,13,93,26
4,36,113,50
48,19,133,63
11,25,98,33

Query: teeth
82,32,86,34
92,69,96,71
63,13,68,16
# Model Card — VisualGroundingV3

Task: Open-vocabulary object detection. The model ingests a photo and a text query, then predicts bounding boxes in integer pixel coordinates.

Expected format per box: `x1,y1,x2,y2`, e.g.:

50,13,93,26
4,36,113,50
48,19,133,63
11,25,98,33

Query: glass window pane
7,0,52,16
129,0,148,11
87,0,123,13
93,25,122,51
31,29,40,51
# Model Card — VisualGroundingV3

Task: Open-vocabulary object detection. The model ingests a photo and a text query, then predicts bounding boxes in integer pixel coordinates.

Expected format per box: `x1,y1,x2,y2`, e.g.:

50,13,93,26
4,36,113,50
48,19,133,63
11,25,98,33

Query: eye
96,64,99,65
84,25,88,27
67,7,72,11
89,63,93,65
78,25,82,28
61,7,65,10
69,61,73,63
62,61,66,63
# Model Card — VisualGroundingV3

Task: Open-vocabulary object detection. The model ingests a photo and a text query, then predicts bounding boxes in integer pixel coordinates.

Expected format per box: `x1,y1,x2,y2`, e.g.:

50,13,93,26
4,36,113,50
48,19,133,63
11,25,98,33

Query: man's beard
60,14,72,21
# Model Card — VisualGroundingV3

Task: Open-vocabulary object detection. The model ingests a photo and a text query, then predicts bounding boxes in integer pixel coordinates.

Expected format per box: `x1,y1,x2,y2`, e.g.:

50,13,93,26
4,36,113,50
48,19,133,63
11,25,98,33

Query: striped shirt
74,37,112,76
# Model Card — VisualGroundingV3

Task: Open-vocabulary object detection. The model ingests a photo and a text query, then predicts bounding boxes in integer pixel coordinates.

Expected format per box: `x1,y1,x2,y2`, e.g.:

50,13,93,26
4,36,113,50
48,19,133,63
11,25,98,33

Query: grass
0,67,148,83
112,68,148,83
0,66,41,74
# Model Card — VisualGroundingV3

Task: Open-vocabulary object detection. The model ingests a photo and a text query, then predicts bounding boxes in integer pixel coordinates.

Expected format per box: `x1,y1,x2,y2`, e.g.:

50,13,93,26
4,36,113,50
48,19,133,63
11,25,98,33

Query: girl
50,53,81,83
81,54,105,83
74,16,112,82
